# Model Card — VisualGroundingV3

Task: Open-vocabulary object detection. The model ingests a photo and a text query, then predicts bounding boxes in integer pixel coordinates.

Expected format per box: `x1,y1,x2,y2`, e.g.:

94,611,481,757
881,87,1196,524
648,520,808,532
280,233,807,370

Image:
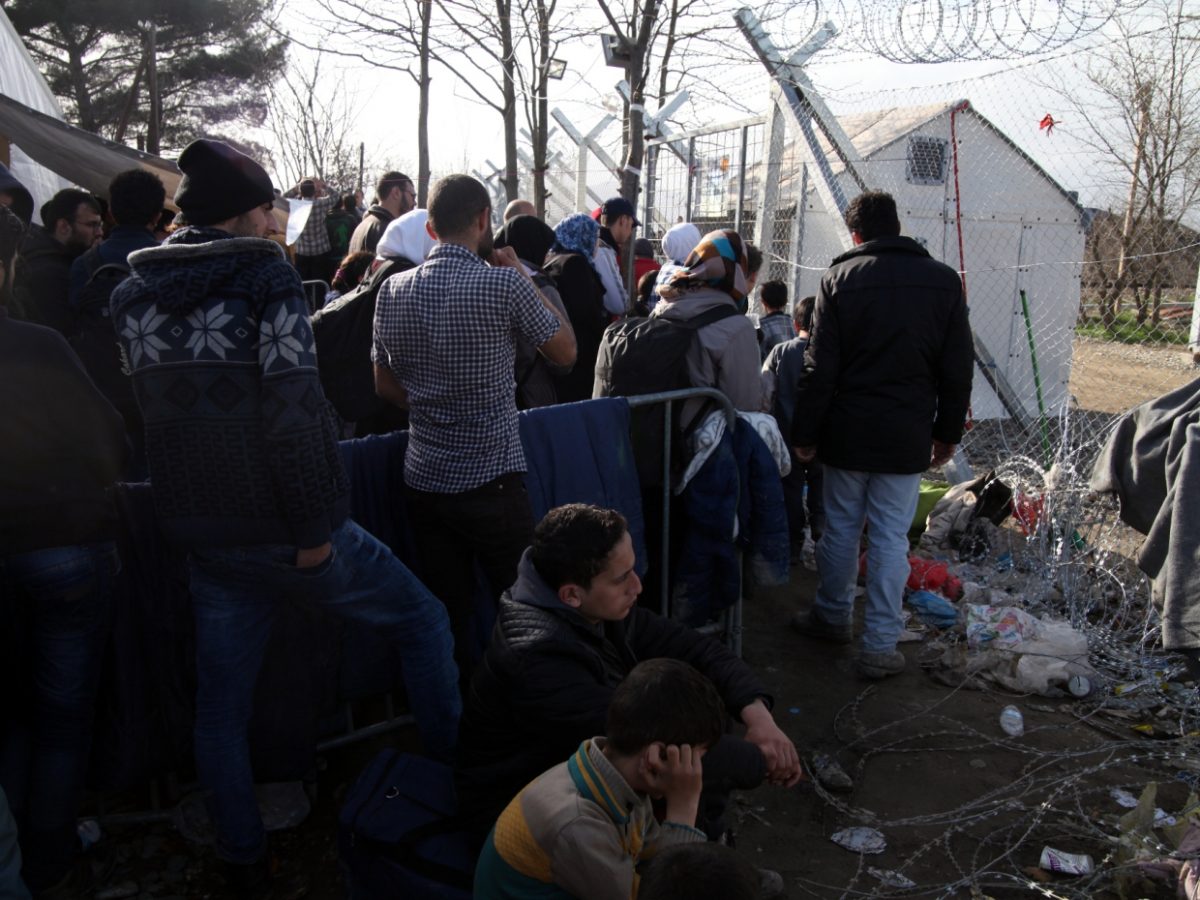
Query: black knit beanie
174,139,275,226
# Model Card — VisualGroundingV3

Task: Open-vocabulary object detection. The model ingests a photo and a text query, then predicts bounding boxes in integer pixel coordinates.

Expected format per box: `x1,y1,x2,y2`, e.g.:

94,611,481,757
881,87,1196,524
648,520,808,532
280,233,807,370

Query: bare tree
304,0,436,203
1056,0,1200,330
267,51,365,189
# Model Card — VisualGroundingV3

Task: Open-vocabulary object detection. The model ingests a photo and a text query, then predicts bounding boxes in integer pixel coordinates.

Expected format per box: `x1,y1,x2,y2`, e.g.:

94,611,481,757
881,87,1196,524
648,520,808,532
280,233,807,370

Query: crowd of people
0,134,972,900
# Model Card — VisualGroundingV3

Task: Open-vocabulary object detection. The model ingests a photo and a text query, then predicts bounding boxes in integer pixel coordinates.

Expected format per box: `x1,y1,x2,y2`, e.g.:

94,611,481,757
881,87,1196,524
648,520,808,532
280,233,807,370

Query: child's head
531,504,642,624
638,843,758,900
759,280,787,312
794,295,815,333
606,659,725,760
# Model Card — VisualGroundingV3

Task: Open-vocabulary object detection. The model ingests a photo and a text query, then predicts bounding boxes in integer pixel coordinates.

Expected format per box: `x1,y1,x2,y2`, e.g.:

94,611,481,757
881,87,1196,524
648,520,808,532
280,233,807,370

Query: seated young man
473,659,718,899
456,504,801,835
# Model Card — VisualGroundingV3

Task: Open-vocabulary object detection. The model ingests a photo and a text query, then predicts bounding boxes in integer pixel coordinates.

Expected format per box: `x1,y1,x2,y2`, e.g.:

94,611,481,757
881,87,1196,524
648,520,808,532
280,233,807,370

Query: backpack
338,749,477,899
70,252,143,442
327,211,356,258
311,257,409,423
594,303,740,486
514,271,560,410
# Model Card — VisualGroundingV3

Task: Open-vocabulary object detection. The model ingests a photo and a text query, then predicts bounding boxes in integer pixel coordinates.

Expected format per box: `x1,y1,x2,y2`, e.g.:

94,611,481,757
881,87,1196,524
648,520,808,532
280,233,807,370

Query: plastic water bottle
999,705,1024,737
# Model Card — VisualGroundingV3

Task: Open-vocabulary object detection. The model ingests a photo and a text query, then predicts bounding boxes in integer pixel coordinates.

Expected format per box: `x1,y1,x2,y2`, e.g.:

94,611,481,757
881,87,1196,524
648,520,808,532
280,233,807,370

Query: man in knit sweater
109,140,461,898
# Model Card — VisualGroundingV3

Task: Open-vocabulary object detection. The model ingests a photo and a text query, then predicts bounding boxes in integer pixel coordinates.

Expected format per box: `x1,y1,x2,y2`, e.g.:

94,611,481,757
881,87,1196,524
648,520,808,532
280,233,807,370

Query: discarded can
999,705,1025,737
831,827,887,854
77,819,102,851
1038,847,1093,876
1067,675,1091,698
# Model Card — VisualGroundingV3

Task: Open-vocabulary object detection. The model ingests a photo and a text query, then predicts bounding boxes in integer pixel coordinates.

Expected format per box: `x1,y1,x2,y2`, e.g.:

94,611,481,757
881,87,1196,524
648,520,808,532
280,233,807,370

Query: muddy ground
78,336,1200,898
82,547,1195,900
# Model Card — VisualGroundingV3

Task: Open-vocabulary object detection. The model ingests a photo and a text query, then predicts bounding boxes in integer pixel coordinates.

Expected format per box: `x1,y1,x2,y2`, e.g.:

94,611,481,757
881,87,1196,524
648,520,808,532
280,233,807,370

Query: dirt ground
84,548,1196,900
1068,336,1195,415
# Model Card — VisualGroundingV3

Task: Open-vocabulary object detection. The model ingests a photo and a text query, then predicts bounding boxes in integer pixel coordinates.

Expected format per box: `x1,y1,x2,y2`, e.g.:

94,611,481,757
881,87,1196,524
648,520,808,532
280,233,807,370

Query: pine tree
3,0,287,153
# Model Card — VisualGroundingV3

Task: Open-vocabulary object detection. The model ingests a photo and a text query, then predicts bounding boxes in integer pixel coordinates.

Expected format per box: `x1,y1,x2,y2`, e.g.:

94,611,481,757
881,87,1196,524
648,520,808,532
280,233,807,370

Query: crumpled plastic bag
966,604,1042,649
906,590,959,628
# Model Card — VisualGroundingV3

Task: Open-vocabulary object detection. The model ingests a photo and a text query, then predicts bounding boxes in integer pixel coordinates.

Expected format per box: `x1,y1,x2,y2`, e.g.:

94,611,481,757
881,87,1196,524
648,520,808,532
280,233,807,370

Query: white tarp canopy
0,6,67,222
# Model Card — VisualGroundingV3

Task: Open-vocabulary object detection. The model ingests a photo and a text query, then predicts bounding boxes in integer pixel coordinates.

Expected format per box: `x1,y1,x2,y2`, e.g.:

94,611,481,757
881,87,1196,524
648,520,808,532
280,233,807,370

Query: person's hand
741,702,803,787
793,445,817,464
489,246,522,270
647,743,705,827
930,439,956,468
296,542,332,569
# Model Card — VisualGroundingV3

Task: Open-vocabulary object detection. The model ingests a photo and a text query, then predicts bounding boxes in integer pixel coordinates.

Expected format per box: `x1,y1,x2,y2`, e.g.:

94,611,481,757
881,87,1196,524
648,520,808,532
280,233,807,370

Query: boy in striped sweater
473,659,723,899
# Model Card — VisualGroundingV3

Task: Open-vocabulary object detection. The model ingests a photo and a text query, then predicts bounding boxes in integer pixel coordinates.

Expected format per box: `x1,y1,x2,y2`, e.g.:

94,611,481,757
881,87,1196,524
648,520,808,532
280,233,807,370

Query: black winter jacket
456,549,770,826
792,236,973,473
541,251,607,403
12,224,78,336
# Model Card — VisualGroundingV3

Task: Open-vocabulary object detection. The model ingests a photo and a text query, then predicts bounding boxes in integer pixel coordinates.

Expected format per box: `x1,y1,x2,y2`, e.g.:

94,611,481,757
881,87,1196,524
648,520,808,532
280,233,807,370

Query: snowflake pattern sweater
110,227,349,549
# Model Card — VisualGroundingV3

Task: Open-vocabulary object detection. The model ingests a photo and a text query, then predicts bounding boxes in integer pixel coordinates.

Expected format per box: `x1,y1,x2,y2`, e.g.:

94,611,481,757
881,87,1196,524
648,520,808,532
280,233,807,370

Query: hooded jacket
11,224,77,335
456,548,770,826
376,208,436,264
348,204,395,254
792,236,973,474
110,226,349,549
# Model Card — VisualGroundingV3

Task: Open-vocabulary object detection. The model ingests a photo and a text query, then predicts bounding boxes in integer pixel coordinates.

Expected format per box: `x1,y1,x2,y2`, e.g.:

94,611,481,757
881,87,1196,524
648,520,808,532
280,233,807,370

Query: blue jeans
188,519,460,864
0,542,118,892
813,467,920,654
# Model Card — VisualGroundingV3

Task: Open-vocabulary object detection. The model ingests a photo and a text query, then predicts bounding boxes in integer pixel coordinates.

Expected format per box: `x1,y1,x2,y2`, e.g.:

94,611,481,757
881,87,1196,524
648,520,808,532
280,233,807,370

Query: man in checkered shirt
289,177,338,284
373,174,576,662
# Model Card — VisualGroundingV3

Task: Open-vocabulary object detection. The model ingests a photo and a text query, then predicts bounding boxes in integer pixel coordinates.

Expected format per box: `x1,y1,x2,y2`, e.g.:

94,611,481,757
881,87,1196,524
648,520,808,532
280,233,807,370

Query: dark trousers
404,472,535,671
782,460,825,546
0,542,118,891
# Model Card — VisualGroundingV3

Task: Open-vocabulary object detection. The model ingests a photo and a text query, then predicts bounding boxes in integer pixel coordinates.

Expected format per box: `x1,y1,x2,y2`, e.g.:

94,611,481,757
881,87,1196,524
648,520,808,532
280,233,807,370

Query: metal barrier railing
626,388,743,656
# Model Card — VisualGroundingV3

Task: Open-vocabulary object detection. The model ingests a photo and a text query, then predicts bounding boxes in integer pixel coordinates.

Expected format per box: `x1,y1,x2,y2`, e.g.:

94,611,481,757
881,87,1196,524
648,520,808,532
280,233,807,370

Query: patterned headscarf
552,213,600,259
661,229,749,303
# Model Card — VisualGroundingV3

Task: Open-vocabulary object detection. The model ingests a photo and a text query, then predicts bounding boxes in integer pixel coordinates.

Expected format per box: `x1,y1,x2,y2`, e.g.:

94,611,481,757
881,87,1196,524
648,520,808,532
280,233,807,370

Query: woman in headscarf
651,228,762,412
654,221,703,305
494,215,573,409
542,213,608,403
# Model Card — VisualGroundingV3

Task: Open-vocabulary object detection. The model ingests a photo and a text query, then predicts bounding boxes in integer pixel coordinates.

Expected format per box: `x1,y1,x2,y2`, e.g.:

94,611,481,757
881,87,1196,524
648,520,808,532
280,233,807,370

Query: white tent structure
0,6,67,222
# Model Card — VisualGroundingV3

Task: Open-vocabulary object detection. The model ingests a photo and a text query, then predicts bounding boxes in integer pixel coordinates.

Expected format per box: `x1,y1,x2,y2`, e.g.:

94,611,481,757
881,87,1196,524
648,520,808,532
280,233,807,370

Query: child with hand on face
473,658,724,900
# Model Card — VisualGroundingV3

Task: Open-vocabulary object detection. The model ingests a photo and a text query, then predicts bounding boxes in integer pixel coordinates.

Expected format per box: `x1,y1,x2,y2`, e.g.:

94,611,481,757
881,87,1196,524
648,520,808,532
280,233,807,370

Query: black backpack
311,257,409,423
70,253,143,443
594,303,739,485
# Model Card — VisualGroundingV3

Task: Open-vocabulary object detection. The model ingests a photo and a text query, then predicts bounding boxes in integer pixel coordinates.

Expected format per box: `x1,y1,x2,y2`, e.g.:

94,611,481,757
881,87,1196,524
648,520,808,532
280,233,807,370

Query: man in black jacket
790,191,973,679
457,503,801,834
348,171,414,254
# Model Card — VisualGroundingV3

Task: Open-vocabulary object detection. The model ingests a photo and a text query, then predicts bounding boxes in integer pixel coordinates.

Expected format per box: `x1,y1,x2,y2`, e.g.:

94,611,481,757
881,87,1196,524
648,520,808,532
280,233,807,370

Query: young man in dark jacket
790,190,973,679
109,140,460,898
348,171,414,254
0,202,128,898
456,504,801,834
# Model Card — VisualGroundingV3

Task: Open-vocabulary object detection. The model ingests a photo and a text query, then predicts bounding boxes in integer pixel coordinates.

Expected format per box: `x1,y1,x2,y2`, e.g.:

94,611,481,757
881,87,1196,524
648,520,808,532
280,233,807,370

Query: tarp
0,7,67,222
0,91,183,208
0,91,290,229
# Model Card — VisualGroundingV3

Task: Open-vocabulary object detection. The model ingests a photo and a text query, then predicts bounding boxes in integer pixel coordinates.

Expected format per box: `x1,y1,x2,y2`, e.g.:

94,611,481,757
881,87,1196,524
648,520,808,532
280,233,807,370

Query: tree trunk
65,38,96,134
146,24,160,155
498,0,519,202
417,0,433,206
533,0,551,217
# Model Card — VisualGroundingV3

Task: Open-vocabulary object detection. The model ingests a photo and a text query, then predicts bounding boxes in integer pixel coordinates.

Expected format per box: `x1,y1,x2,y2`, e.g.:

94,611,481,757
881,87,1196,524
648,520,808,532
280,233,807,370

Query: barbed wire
759,239,1200,277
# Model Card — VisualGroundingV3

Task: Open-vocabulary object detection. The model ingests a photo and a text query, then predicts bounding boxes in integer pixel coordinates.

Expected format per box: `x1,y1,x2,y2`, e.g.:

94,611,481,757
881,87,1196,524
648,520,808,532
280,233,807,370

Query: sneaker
790,610,852,644
857,649,906,679
758,867,786,898
809,752,854,792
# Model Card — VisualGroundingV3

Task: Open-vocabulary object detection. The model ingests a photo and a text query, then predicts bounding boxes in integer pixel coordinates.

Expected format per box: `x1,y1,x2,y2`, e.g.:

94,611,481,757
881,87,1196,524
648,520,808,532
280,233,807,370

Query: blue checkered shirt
294,194,337,256
372,243,560,492
758,311,794,360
